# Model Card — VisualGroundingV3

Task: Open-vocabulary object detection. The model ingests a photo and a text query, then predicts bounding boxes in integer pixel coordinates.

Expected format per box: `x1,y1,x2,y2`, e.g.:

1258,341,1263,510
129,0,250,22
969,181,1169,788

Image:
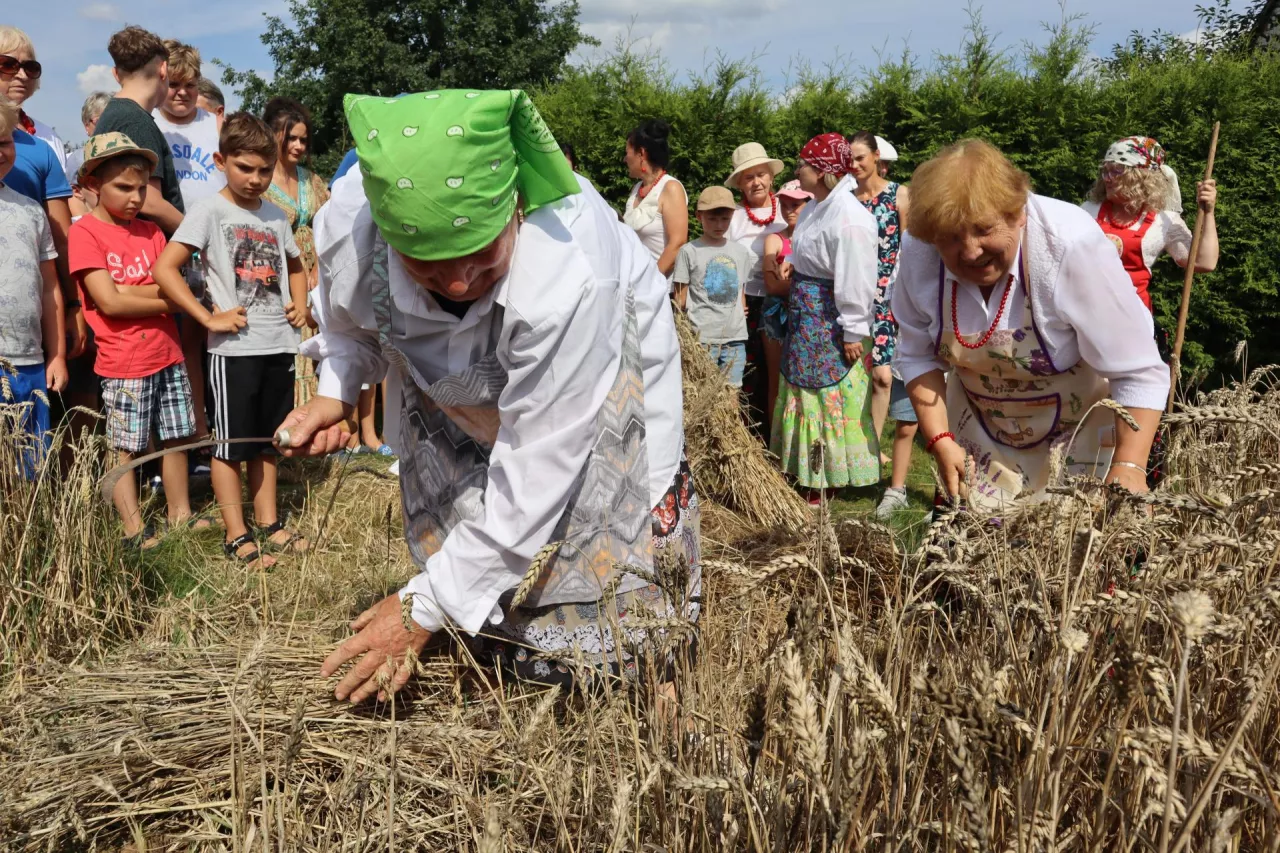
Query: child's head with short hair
79,132,157,223
160,39,201,121
0,94,19,183
107,26,168,109
215,112,278,203
695,186,736,240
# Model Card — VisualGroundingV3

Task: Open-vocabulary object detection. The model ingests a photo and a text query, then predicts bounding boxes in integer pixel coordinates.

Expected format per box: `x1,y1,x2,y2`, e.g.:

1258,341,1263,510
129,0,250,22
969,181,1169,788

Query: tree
219,0,596,173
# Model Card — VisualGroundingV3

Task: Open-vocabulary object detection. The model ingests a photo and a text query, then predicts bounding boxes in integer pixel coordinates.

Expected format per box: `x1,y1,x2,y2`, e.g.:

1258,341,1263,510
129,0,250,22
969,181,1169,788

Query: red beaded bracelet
925,431,956,453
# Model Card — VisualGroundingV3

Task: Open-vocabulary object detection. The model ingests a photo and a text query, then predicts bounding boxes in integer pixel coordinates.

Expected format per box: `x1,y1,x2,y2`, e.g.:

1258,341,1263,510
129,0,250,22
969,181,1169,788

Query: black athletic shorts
208,352,295,462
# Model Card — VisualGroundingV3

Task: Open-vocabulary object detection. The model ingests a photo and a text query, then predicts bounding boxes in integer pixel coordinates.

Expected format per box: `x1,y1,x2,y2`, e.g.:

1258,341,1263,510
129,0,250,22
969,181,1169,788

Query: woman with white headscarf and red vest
1081,135,1219,354
1080,135,1219,488
771,133,881,503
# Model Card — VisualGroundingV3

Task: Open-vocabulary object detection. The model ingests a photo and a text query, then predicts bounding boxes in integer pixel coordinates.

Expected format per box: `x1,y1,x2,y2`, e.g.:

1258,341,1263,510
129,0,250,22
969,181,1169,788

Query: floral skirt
471,457,701,688
770,362,880,489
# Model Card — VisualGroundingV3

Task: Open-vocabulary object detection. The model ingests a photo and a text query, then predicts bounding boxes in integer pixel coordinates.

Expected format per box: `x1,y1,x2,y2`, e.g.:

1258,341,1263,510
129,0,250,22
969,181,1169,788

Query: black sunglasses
0,55,42,79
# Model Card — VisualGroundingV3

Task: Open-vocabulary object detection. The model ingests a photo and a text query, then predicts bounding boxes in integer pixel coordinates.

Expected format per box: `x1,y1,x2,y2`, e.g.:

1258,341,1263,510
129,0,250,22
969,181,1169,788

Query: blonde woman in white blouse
893,139,1168,510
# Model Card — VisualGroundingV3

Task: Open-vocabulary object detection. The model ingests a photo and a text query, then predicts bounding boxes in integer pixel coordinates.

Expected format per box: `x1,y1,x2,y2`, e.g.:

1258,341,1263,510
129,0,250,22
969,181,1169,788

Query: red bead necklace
743,193,778,226
636,170,666,201
951,273,1015,350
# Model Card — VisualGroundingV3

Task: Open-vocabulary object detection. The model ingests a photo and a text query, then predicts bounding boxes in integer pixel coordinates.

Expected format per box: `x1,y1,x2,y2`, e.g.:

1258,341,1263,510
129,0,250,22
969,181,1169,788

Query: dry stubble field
1,351,1279,852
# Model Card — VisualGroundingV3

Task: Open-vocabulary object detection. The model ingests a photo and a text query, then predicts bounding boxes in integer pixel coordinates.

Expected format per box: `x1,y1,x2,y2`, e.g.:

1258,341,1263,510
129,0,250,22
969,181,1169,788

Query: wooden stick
1166,121,1221,413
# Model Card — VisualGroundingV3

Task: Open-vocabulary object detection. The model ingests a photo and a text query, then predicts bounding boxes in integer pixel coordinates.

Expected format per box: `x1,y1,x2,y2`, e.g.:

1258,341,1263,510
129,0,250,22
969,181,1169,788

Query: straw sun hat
723,142,784,188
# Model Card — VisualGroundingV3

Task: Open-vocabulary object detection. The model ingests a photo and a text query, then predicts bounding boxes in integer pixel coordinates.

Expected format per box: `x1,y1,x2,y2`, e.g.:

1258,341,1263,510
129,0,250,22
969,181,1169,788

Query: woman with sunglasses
0,27,65,175
1081,136,1218,346
1080,136,1218,489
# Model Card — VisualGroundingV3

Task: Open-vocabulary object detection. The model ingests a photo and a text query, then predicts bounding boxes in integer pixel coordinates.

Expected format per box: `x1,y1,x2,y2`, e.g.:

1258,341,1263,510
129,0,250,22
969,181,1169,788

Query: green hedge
534,18,1280,381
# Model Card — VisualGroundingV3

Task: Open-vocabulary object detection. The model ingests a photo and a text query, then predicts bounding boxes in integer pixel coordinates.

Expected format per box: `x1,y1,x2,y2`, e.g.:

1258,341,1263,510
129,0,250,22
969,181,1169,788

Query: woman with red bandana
770,133,881,503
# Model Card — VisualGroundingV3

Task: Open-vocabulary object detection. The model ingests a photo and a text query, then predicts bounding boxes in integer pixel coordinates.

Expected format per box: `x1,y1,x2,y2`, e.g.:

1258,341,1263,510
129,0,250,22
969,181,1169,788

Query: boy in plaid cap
67,132,207,548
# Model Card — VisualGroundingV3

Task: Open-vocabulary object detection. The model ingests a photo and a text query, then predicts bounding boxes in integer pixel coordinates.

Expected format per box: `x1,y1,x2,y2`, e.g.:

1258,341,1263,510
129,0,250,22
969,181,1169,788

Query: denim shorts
704,341,747,388
888,376,918,423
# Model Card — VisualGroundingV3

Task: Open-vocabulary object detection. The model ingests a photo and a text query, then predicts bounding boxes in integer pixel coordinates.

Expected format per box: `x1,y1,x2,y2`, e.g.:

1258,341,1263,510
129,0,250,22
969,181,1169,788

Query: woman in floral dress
849,131,917,516
263,97,330,404
770,134,881,503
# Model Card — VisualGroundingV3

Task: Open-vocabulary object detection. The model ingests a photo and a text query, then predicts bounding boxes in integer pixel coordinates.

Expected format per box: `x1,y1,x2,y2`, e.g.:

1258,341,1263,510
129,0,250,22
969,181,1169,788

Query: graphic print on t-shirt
702,254,742,305
171,141,217,186
224,223,284,314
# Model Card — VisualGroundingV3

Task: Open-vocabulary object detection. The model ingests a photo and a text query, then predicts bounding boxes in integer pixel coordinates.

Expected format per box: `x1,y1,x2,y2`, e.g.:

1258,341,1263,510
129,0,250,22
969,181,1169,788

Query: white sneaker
388,460,400,477
875,487,909,520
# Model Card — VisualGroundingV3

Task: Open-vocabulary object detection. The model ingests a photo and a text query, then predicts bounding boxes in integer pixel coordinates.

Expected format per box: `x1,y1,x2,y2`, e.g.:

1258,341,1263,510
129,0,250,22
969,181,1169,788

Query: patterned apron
935,256,1116,511
782,272,852,389
368,238,699,680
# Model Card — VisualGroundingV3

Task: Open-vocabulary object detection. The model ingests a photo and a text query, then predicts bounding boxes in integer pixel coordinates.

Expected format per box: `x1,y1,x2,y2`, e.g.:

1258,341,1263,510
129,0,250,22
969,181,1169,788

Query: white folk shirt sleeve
832,212,879,341
301,169,389,406
791,175,878,342
401,247,625,636
1052,231,1170,411
888,233,948,386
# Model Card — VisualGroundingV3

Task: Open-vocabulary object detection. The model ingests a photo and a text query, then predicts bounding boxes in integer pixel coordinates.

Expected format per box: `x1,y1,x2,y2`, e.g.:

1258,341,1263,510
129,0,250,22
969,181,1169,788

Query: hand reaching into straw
322,593,433,703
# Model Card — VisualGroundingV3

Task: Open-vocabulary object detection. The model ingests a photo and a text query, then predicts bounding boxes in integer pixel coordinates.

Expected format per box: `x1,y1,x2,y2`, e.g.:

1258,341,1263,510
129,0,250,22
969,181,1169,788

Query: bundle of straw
674,312,809,534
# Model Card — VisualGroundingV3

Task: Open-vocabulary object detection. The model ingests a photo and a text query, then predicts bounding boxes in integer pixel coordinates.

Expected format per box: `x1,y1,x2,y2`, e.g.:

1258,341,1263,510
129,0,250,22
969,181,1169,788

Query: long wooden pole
1166,121,1221,413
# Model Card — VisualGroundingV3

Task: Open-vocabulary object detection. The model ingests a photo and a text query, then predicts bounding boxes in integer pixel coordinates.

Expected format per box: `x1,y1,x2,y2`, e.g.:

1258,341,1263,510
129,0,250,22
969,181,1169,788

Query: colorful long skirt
770,362,880,490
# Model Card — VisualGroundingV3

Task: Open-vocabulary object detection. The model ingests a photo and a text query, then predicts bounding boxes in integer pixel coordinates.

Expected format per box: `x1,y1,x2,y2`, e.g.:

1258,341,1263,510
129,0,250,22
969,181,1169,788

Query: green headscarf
345,89,580,261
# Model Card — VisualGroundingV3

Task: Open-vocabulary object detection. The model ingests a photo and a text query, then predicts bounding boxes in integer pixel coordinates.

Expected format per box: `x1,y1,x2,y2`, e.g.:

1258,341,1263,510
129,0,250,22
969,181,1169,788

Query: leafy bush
226,3,1278,381
535,14,1279,381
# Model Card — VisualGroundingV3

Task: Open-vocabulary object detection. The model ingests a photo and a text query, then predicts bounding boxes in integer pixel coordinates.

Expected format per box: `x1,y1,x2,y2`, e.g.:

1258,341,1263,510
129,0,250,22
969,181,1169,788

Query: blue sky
10,0,1238,149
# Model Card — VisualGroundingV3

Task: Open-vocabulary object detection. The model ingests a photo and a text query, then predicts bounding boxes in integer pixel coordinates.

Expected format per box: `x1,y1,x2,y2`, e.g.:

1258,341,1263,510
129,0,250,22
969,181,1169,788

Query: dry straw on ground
1,367,1279,851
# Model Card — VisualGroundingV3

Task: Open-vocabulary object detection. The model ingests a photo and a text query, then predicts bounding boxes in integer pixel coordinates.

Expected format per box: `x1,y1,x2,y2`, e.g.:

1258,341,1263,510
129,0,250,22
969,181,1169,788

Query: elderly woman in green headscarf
277,90,696,702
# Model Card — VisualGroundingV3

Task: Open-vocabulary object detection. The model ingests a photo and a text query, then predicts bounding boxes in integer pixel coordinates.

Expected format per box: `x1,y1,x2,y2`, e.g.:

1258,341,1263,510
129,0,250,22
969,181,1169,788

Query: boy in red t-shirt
68,132,209,548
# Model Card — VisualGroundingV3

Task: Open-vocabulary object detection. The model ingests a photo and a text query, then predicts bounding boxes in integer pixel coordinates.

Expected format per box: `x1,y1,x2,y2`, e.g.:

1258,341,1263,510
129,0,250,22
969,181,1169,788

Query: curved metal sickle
98,432,291,505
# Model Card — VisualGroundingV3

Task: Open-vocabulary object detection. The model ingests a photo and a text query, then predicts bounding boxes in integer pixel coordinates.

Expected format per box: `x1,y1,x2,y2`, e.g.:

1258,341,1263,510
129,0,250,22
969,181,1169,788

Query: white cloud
76,64,118,95
78,2,121,20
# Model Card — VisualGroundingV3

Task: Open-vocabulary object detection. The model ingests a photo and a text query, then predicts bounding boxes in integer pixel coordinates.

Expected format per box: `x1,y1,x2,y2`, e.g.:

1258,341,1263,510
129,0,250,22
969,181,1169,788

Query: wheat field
1,362,1278,852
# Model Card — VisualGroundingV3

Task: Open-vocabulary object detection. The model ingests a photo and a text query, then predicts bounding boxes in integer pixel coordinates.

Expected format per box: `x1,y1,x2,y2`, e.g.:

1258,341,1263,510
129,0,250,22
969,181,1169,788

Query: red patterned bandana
799,133,851,176
17,109,36,136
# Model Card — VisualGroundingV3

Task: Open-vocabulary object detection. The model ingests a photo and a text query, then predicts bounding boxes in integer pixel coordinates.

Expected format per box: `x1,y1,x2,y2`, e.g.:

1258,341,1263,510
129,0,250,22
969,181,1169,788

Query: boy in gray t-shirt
673,186,751,387
154,112,309,568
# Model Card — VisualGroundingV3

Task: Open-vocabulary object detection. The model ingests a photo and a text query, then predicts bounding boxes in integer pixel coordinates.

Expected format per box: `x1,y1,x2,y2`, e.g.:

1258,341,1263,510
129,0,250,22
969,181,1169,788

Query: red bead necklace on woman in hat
743,192,778,226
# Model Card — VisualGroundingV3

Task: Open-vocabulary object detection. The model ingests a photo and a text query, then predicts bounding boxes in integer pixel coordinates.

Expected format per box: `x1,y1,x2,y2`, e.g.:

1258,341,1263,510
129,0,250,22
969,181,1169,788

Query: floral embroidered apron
782,272,851,389
367,237,655,611
1094,202,1157,311
935,256,1116,511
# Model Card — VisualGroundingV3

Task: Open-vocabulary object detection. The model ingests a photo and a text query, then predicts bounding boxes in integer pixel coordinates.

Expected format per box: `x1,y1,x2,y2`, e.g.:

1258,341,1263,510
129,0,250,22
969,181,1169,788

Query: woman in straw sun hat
893,139,1168,512
281,90,698,700
724,141,787,440
772,133,881,504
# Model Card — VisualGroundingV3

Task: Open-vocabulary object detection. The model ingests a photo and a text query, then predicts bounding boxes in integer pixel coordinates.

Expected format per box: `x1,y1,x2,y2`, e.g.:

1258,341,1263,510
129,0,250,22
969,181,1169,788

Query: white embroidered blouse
305,171,684,634
892,194,1171,411
788,173,880,341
